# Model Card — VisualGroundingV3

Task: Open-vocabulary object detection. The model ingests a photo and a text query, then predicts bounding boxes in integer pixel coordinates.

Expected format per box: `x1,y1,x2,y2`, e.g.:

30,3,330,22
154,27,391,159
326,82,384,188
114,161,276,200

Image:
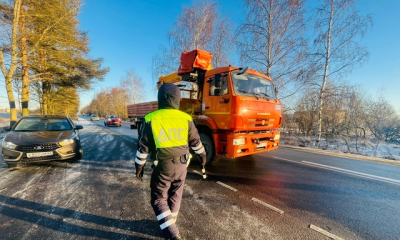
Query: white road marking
309,224,344,240
275,157,400,186
251,198,284,214
216,181,238,192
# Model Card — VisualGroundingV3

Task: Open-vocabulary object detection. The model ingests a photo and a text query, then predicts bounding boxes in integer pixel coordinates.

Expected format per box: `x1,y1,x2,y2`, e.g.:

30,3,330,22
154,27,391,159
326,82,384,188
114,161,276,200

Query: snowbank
281,133,400,161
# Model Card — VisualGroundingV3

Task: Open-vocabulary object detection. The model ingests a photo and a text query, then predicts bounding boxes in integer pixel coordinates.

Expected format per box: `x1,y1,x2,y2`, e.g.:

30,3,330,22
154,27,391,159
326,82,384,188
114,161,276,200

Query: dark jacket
135,83,206,164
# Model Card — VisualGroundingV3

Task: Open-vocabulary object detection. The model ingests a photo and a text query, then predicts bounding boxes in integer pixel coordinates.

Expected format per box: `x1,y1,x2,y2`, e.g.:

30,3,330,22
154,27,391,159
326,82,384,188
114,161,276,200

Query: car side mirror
75,125,83,130
2,126,11,131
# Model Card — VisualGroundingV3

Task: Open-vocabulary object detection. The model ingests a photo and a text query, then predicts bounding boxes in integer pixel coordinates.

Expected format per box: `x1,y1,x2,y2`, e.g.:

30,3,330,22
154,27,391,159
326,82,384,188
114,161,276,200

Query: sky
0,0,399,113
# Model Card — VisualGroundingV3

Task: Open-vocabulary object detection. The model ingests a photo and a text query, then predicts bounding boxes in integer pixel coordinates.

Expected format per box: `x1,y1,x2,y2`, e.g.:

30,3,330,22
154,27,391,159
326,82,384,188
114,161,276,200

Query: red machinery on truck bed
127,49,282,164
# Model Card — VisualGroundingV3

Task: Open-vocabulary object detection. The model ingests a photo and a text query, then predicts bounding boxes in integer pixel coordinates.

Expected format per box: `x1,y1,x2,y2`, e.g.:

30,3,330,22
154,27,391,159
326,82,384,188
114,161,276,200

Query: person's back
135,83,206,240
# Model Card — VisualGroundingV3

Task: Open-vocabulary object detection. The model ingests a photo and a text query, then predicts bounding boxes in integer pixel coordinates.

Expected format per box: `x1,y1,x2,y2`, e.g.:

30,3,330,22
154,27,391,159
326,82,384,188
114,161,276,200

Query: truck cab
174,66,282,163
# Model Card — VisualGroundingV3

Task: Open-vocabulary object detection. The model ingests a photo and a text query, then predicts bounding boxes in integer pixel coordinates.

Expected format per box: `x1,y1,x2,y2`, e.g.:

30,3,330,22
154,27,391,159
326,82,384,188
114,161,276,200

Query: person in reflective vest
135,83,206,240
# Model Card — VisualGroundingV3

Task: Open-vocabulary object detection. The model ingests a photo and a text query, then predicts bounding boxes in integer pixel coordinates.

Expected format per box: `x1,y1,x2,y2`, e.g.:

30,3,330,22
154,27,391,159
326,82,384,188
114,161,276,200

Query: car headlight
59,138,75,147
2,140,17,150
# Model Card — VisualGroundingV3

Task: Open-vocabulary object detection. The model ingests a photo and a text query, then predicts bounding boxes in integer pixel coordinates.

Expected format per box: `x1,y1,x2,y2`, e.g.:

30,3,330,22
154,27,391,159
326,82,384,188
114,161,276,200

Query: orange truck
127,49,282,164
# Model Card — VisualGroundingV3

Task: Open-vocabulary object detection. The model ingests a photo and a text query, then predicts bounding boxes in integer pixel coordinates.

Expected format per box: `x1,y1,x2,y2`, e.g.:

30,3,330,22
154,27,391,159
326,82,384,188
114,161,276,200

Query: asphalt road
0,117,399,239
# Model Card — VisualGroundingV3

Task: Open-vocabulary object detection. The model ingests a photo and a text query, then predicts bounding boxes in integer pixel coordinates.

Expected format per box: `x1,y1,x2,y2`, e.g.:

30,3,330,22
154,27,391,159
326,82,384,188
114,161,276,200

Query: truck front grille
248,118,275,127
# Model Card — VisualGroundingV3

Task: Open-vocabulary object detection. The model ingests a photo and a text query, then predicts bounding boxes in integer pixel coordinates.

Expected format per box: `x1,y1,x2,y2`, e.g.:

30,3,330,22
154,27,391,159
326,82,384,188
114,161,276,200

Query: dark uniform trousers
150,156,187,239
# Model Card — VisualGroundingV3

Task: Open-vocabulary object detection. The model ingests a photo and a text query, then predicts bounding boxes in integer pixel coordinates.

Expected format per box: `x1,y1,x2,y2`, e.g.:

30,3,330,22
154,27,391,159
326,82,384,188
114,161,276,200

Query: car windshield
231,72,276,100
92,115,97,117
110,115,118,118
14,118,73,131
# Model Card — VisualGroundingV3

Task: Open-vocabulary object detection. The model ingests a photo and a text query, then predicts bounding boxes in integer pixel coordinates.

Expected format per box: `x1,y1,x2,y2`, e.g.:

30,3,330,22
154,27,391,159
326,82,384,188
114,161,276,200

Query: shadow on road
0,195,160,239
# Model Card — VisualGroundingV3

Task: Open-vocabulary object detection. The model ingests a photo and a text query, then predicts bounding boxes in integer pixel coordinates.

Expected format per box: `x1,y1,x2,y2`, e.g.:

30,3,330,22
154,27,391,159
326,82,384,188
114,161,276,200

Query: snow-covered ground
281,133,400,161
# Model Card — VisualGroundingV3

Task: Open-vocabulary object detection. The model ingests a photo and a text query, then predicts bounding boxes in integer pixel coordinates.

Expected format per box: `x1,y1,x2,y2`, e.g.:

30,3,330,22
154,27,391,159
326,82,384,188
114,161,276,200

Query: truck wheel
199,133,215,165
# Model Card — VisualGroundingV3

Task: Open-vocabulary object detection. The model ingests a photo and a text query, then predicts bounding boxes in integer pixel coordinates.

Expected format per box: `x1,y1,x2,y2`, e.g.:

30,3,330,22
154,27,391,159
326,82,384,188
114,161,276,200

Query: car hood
4,130,74,145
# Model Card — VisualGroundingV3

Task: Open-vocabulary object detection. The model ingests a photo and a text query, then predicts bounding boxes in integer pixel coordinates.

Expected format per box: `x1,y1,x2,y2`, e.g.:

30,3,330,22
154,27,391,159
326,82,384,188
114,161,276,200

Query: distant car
90,114,99,121
1,115,84,168
104,115,122,127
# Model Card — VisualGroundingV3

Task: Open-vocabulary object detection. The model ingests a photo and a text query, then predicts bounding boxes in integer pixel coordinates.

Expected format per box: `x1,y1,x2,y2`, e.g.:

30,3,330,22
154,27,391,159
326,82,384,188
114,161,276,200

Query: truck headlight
2,140,17,150
233,138,245,145
274,134,280,140
59,138,75,147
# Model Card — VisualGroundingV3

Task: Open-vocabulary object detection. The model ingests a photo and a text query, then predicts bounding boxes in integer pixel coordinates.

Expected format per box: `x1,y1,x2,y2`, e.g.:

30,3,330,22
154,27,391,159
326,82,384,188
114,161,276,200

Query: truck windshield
231,72,276,100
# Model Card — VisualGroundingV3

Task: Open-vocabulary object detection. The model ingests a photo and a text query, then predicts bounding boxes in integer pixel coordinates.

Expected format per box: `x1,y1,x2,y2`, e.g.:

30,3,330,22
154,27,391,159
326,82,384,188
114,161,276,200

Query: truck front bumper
215,130,280,158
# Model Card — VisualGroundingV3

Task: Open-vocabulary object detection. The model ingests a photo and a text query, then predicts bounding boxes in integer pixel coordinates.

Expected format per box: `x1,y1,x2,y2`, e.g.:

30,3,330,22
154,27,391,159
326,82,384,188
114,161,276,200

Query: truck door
203,74,231,130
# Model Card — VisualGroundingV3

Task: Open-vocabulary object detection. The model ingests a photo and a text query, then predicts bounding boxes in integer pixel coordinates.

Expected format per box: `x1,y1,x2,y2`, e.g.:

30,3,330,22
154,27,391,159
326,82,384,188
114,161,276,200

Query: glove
151,160,158,170
135,162,144,181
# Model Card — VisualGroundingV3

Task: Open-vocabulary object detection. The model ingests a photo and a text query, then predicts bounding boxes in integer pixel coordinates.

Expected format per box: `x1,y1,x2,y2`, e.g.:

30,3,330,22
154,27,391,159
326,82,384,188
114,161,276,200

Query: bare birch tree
152,0,233,80
341,85,366,152
120,70,145,105
209,18,234,68
364,91,399,155
236,0,310,99
0,0,21,126
294,88,319,136
312,0,372,145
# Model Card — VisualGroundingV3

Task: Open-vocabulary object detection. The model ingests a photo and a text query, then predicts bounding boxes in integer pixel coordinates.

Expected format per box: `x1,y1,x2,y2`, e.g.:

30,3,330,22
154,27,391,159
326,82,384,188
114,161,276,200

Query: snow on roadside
281,134,400,161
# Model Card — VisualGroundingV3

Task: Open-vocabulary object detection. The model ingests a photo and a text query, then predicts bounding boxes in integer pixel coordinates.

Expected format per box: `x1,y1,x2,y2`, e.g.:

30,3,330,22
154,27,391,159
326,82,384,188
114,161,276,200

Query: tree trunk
1,0,22,127
5,75,18,127
20,5,29,117
266,0,272,77
42,81,50,115
40,48,48,115
317,0,334,146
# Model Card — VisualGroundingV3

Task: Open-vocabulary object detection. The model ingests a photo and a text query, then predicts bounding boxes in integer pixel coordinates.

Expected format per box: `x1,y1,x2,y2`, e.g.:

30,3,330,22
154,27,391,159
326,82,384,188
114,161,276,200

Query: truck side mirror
214,74,222,88
274,87,278,97
2,126,11,131
237,67,248,75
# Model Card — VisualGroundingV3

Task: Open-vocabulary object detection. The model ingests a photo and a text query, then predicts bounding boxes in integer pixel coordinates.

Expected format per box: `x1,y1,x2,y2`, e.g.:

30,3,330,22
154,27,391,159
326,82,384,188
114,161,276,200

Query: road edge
281,144,400,166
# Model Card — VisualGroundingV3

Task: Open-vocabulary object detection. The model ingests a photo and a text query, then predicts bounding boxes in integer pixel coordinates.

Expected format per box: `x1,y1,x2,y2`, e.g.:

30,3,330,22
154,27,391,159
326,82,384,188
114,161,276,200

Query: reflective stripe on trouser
150,157,187,239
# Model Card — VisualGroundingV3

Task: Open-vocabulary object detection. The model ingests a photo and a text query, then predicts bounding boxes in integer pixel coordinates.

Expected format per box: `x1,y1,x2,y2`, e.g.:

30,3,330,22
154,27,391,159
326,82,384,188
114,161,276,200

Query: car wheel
70,147,83,162
76,147,83,161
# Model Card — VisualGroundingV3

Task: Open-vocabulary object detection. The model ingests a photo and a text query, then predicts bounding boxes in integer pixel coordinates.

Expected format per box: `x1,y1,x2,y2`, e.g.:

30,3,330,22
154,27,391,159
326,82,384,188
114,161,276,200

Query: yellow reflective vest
145,109,192,148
